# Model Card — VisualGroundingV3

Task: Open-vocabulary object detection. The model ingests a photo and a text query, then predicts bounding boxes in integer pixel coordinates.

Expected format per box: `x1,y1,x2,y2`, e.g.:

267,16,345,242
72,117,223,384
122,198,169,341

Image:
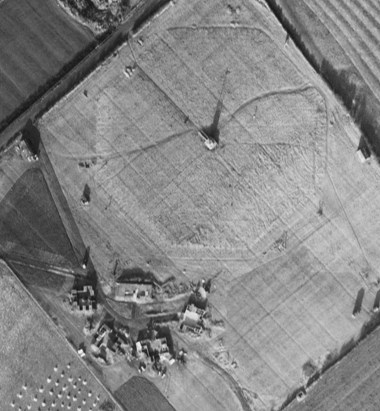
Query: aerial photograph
1,0,380,410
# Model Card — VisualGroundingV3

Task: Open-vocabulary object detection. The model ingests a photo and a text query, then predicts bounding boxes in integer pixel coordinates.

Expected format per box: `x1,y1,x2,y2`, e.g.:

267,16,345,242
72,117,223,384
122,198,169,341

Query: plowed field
0,0,94,128
115,376,175,411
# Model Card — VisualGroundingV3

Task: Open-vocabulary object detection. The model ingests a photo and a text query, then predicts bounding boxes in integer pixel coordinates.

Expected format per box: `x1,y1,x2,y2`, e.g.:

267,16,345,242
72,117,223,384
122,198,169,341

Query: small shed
356,141,371,163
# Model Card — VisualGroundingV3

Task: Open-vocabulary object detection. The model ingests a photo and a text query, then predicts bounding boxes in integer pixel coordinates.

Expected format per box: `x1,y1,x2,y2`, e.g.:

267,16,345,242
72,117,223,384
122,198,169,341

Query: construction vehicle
199,69,230,150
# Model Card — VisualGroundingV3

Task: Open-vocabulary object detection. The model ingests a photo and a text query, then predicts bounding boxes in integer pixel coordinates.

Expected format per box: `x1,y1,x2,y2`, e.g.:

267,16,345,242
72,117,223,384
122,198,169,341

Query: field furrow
0,0,94,126
367,0,380,16
346,0,380,43
331,0,380,75
305,0,380,99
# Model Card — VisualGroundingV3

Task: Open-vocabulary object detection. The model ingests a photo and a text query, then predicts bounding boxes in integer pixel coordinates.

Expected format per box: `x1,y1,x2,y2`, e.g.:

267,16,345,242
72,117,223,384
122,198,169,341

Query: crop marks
38,0,380,409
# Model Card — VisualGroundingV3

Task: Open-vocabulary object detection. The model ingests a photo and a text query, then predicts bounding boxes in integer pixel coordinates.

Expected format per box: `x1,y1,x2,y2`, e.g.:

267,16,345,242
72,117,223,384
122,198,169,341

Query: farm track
3,254,81,278
199,355,259,411
173,329,255,411
0,0,169,150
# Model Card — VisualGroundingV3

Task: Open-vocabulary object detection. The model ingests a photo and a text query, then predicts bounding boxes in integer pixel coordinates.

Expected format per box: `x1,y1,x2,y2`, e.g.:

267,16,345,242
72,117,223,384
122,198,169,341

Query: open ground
0,0,95,129
35,0,380,408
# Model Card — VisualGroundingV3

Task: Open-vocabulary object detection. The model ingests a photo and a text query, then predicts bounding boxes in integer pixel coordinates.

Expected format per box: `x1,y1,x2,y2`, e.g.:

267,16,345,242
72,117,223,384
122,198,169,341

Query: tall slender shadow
81,184,91,205
201,69,229,144
352,287,365,317
23,119,41,156
82,246,90,270
373,289,380,312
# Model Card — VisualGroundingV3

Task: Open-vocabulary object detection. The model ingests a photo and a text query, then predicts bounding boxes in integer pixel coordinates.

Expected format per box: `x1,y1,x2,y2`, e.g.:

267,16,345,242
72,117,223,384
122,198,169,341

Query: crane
199,69,230,150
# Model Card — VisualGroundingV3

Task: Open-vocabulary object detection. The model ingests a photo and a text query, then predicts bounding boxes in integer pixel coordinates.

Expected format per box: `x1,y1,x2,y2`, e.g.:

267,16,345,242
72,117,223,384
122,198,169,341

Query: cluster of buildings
356,137,371,163
179,304,207,335
135,328,174,377
178,280,209,336
85,277,212,374
90,319,175,376
91,323,132,365
114,281,153,302
69,285,97,313
124,65,136,79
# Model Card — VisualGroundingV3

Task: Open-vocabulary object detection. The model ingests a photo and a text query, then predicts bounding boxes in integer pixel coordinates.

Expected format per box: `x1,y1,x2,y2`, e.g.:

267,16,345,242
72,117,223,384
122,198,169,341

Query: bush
100,400,115,411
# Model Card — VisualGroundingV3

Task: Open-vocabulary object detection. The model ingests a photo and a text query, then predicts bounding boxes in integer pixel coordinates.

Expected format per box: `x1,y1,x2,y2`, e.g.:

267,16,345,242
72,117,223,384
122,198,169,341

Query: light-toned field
0,259,119,411
286,322,380,411
38,0,380,409
0,0,94,127
40,0,321,283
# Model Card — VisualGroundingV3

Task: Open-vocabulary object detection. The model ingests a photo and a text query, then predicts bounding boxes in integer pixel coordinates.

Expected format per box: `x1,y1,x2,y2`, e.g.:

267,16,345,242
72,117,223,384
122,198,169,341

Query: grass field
0,0,94,128
0,167,78,267
8,262,73,292
0,259,119,411
36,0,380,409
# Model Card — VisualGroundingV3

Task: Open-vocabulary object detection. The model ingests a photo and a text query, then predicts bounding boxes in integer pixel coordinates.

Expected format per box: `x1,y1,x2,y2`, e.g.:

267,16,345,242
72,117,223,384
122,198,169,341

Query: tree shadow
23,119,41,156
352,287,365,317
82,246,90,269
373,289,380,311
83,183,91,201
81,184,91,204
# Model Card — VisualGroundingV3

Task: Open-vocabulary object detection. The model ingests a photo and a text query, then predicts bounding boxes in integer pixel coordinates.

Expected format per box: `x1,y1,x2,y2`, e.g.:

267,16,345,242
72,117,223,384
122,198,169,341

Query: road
2,253,85,278
0,0,168,149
